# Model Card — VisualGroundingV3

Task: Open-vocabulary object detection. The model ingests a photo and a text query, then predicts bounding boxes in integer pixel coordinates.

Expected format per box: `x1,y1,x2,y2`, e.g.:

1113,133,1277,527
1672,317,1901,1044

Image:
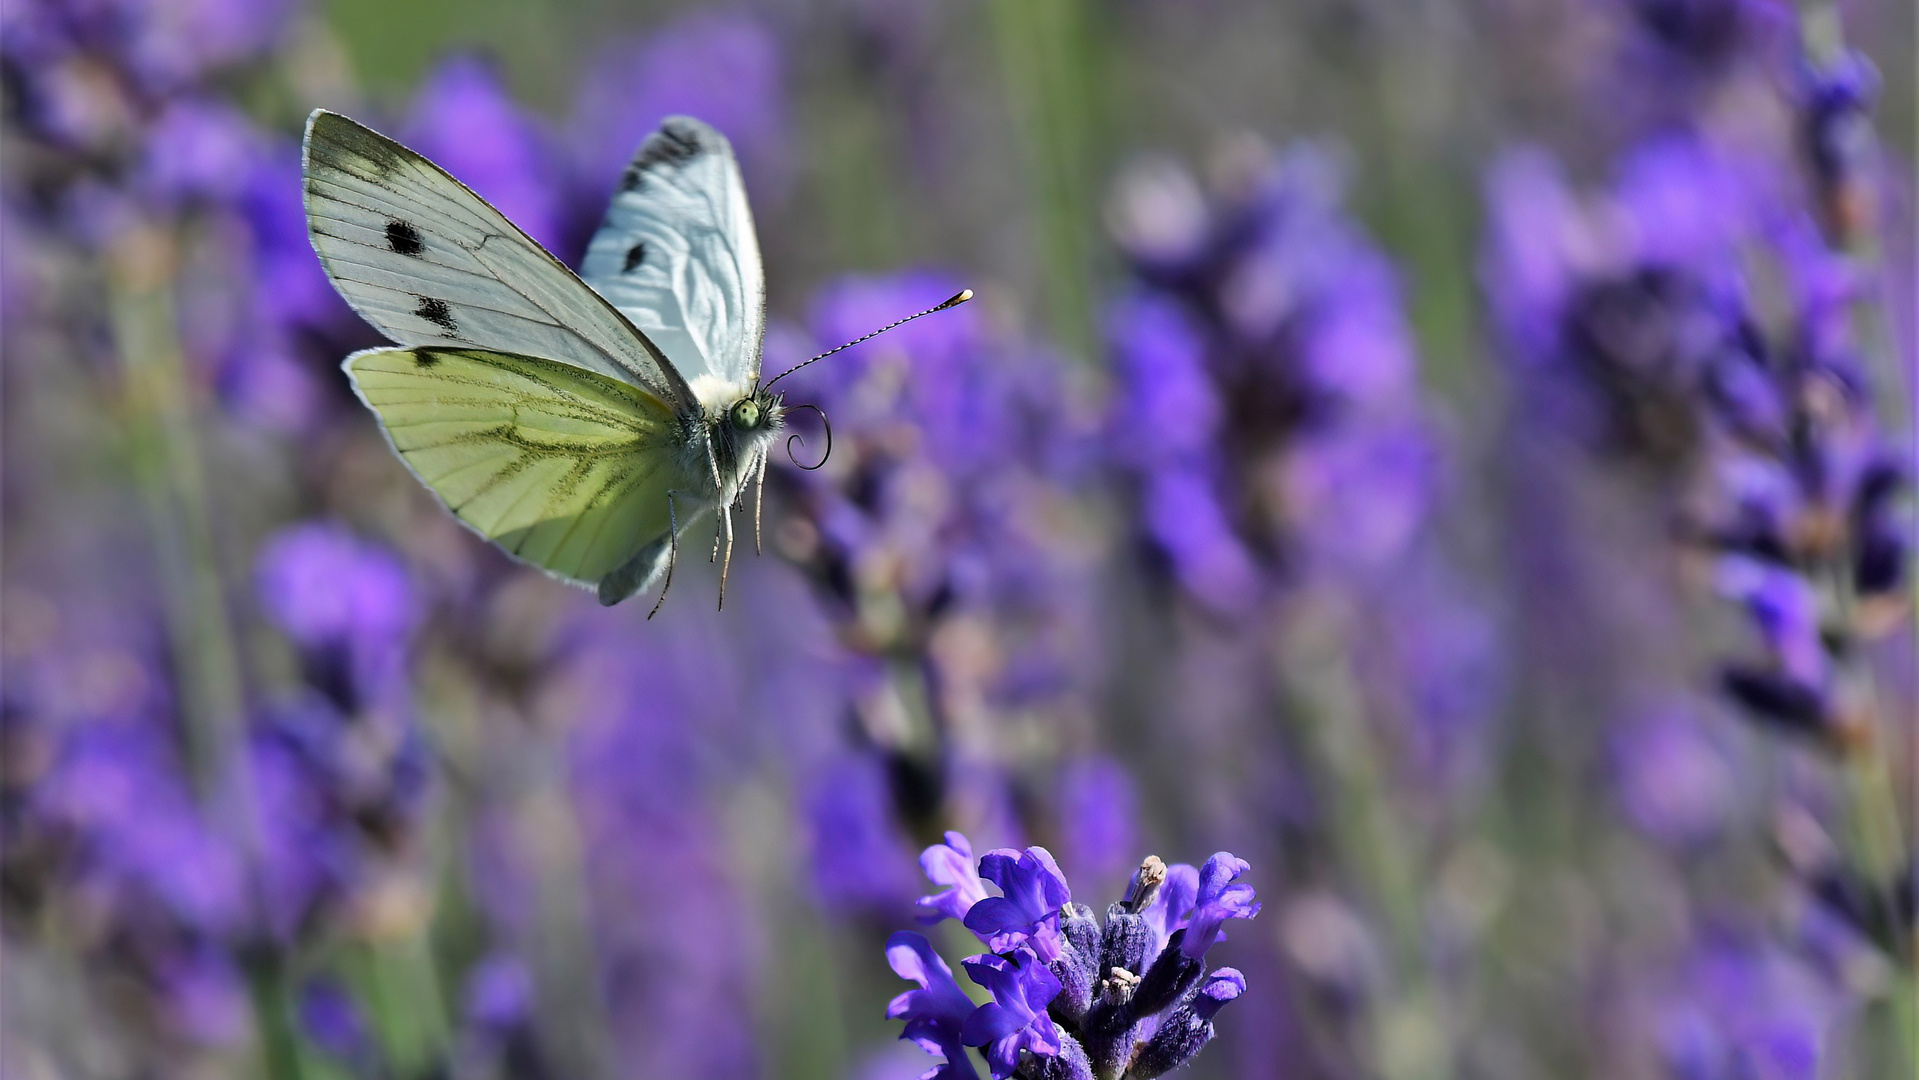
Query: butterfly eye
732,400,761,429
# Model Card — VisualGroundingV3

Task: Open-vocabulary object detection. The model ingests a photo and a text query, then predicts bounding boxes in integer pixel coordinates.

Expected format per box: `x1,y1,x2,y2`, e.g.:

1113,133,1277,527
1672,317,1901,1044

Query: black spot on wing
412,350,440,368
623,242,646,273
633,121,702,173
414,297,457,333
385,220,425,256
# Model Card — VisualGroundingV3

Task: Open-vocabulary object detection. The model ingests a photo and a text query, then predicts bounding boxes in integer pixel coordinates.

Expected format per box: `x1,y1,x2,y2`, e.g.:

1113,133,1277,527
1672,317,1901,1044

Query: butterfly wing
343,346,698,603
303,109,693,409
580,116,767,392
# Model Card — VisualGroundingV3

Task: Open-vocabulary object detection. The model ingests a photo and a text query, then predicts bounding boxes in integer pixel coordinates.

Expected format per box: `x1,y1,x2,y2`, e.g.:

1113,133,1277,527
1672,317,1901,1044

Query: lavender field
2,1,1914,1078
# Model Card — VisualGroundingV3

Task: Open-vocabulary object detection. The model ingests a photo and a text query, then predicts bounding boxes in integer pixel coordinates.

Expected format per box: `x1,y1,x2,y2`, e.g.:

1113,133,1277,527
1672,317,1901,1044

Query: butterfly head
709,386,794,478
729,391,778,434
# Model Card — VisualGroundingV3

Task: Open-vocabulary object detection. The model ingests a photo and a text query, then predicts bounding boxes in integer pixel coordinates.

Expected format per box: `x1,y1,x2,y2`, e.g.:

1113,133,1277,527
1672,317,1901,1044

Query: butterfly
301,109,966,614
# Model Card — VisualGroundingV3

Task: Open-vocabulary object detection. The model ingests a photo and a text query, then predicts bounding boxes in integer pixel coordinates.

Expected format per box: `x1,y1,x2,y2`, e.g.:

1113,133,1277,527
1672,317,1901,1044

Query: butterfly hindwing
342,346,686,589
304,110,693,409
580,116,767,390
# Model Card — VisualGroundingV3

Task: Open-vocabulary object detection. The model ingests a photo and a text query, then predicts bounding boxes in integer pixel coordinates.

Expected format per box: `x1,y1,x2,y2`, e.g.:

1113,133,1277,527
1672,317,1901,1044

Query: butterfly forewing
580,116,767,391
303,110,692,409
343,347,682,586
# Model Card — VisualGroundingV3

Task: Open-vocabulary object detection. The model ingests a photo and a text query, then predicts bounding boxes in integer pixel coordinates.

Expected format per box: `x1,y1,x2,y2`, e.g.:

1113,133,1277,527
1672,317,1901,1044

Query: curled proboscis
785,403,832,471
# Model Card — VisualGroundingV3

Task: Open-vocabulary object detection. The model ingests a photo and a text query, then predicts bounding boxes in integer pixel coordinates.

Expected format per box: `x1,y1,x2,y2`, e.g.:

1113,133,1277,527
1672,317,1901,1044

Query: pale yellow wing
343,346,684,590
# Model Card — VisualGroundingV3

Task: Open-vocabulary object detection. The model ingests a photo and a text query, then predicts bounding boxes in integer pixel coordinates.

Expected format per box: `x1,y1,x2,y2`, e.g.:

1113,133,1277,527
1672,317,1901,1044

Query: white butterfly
302,109,964,613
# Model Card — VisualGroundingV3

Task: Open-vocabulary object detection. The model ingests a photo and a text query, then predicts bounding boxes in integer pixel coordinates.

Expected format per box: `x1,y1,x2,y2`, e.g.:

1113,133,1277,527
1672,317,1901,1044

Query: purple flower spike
965,846,1072,960
886,932,981,1080
917,831,989,926
961,951,1063,1079
1181,853,1260,961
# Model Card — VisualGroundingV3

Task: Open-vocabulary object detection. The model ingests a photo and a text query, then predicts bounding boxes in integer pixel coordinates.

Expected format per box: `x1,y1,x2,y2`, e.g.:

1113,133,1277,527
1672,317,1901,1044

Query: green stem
353,932,452,1080
105,227,248,798
1280,610,1452,1080
1791,8,1917,1072
248,951,313,1080
986,0,1104,364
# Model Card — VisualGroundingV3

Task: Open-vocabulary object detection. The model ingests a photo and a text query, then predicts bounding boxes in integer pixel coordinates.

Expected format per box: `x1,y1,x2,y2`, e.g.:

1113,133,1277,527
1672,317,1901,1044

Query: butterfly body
304,109,778,610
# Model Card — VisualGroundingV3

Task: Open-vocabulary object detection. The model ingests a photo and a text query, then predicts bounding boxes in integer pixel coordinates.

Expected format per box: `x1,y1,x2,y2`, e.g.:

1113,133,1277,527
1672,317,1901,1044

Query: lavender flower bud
1080,968,1142,1076
1051,902,1101,1023
1720,668,1829,739
1129,928,1205,1018
1027,1030,1094,1080
1099,903,1151,977
1127,969,1246,1079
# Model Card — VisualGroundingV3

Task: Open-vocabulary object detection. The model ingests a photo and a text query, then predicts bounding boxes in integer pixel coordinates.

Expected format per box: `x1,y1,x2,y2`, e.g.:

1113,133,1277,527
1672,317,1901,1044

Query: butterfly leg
648,490,681,621
717,501,736,611
752,449,768,557
704,432,726,564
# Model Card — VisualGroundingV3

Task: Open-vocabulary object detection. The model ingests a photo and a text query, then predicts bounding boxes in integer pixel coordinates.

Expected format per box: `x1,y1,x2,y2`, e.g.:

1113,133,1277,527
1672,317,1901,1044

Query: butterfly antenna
761,289,973,390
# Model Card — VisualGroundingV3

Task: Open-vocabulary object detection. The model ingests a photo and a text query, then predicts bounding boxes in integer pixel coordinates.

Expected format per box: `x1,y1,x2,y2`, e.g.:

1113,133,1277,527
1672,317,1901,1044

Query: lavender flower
254,521,419,712
1484,129,1907,751
1646,922,1855,1080
1610,700,1739,847
1139,862,1200,964
1106,145,1450,608
962,951,1065,1077
888,833,1255,1079
808,753,923,913
1181,853,1261,962
1798,49,1881,243
1483,13,1912,1038
888,931,982,1080
1618,0,1788,75
965,847,1072,960
918,830,989,924
563,622,762,1080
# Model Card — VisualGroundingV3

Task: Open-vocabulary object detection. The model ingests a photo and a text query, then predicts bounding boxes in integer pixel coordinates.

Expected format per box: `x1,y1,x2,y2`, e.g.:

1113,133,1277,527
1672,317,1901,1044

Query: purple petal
961,1003,1024,1045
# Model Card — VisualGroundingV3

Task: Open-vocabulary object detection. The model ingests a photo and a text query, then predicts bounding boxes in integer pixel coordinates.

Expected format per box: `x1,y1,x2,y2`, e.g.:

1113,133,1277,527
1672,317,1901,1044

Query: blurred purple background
2,1,1913,1078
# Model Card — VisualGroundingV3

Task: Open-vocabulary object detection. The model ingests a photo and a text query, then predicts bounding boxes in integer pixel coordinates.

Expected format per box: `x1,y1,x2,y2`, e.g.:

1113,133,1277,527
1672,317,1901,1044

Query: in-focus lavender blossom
918,830,990,925
890,833,1255,1080
888,930,983,1080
